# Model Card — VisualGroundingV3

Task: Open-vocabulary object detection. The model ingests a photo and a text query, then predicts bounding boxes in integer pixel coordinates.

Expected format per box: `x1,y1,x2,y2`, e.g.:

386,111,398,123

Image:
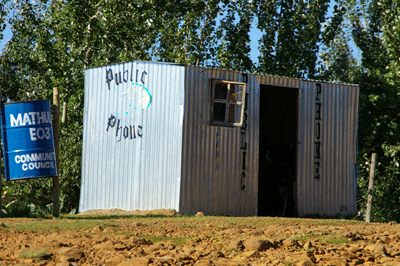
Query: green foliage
318,1,360,83
217,0,254,72
0,2,6,40
254,0,330,78
357,152,400,222
0,0,224,215
152,0,222,66
350,0,400,222
1,0,399,222
1,177,53,217
318,31,360,83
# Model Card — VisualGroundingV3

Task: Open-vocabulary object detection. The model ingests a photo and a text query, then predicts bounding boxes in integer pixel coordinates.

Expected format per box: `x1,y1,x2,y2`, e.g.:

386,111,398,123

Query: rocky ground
0,210,400,266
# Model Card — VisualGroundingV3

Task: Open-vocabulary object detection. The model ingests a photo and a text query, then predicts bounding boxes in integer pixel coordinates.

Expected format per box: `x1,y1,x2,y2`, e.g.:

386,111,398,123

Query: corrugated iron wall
79,61,185,212
256,75,358,217
296,81,359,217
179,66,259,216
80,60,358,217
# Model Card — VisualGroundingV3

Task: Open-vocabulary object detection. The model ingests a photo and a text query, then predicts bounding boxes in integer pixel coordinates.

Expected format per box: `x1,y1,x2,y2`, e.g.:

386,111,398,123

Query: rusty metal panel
79,61,185,212
296,81,359,217
179,66,259,216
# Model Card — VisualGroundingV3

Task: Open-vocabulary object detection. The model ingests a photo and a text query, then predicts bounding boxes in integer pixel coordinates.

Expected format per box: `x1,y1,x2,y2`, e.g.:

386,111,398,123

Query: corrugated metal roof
188,65,359,87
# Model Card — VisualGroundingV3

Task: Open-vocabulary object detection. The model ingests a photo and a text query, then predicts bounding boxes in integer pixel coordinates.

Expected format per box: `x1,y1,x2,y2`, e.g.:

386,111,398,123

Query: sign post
365,153,378,223
53,87,60,217
0,87,3,217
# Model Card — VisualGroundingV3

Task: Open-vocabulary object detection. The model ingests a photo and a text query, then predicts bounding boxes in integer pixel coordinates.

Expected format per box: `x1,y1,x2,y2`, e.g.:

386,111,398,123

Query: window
210,79,246,126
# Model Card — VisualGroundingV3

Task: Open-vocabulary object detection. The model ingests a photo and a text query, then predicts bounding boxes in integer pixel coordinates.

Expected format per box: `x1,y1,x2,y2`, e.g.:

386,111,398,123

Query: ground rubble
0,215,400,266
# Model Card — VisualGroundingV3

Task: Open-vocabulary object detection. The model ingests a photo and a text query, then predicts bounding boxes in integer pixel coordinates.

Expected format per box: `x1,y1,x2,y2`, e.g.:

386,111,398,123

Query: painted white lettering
10,111,51,127
23,113,32,125
26,154,33,162
16,152,55,171
25,161,54,171
45,127,51,139
36,127,45,139
20,155,26,163
37,111,49,124
37,153,43,160
10,114,22,127
30,128,37,140
30,153,39,161
15,152,55,164
29,127,51,141
29,112,37,124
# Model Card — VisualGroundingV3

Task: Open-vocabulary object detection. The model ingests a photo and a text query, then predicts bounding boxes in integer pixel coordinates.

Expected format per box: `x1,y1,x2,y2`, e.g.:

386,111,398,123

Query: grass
227,248,243,252
292,233,318,243
305,248,315,253
180,224,198,228
20,248,49,261
138,234,190,245
0,216,124,233
292,231,353,246
323,235,352,245
0,214,368,239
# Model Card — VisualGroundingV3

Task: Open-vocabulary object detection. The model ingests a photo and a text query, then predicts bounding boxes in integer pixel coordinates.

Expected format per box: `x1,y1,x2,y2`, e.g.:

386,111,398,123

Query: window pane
214,82,228,100
210,80,246,126
227,104,235,122
213,102,226,122
230,84,244,102
227,104,242,123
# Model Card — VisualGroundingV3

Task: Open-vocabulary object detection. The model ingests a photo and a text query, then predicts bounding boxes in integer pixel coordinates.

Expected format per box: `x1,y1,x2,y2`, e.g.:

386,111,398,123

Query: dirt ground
0,209,400,266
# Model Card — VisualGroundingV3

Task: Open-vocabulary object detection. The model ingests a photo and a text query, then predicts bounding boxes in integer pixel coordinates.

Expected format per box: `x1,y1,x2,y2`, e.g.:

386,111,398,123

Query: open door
258,85,298,217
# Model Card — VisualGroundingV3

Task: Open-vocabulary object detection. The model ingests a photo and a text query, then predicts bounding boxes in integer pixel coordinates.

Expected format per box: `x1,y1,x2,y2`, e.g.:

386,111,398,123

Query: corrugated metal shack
79,60,359,217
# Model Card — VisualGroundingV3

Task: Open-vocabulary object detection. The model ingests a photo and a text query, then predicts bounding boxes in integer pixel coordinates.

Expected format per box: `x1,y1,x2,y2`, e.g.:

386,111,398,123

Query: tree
318,2,360,83
217,0,254,72
0,1,6,40
153,0,221,66
318,31,359,83
350,0,400,222
254,0,330,78
0,0,225,214
4,0,399,222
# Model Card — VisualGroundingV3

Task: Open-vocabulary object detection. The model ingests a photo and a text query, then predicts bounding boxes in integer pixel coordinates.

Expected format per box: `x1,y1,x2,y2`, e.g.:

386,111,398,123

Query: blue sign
1,100,57,180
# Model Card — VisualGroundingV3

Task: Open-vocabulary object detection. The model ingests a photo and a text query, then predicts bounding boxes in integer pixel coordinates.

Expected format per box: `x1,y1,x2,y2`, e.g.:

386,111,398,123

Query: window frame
210,79,247,127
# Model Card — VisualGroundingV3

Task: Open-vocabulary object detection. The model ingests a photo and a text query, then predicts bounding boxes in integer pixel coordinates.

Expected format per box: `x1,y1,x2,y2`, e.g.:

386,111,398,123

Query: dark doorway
258,85,298,217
